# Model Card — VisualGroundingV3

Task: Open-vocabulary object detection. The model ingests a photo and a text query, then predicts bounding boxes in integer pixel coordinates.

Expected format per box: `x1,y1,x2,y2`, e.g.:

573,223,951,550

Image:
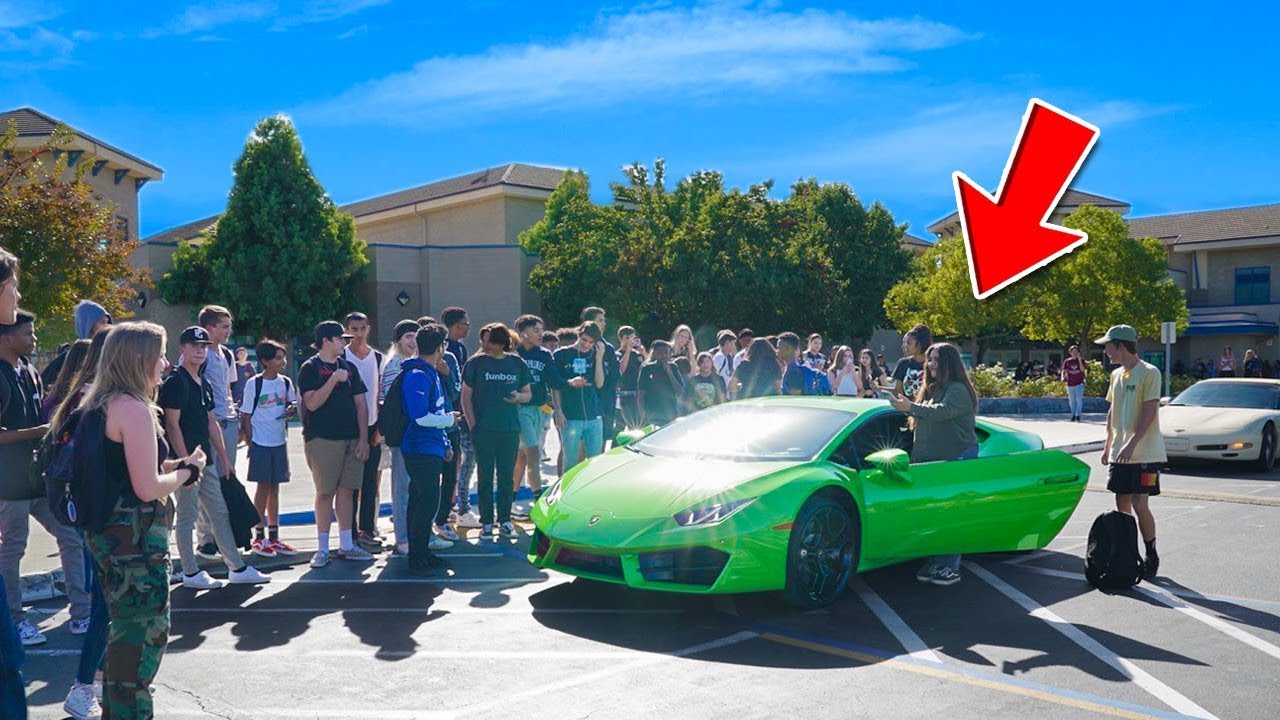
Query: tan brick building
142,164,567,346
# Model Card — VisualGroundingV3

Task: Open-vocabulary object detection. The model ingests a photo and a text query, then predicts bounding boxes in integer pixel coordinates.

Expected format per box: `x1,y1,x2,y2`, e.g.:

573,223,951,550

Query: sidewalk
16,413,1102,598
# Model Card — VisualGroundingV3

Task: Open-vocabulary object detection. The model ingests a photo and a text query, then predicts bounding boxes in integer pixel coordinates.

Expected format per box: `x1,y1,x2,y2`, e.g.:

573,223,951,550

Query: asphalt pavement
14,430,1280,719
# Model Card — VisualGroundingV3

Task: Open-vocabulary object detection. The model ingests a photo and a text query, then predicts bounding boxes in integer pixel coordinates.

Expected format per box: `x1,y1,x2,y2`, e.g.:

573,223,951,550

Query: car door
828,410,924,563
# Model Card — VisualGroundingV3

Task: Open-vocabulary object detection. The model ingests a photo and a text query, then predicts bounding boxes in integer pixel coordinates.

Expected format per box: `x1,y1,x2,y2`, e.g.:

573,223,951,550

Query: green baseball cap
1094,324,1138,344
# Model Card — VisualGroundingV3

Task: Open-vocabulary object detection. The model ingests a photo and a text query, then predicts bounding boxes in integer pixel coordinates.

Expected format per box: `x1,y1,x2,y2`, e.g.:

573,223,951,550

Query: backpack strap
247,374,264,416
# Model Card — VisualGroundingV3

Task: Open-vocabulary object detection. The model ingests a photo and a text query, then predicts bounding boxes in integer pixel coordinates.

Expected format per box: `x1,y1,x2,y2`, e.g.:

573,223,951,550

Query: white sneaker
64,682,102,720
457,509,482,528
310,549,330,568
182,570,224,590
228,566,271,584
69,618,90,635
336,545,375,561
428,535,454,551
435,523,461,542
16,619,46,646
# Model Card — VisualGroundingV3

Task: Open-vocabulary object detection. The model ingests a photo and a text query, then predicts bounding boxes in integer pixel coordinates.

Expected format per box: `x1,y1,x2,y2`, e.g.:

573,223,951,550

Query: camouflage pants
85,500,171,720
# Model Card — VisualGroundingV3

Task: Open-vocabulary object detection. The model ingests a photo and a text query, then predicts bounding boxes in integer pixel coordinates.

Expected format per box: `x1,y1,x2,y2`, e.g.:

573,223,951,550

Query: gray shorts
247,442,290,484
517,405,542,450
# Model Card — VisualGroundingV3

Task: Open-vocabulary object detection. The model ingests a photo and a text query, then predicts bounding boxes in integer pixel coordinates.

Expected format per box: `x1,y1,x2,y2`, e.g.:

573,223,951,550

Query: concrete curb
1055,441,1106,456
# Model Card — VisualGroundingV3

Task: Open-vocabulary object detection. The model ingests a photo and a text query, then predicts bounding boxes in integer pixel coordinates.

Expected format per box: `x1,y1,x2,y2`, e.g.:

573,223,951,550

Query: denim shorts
247,443,290,484
517,405,542,450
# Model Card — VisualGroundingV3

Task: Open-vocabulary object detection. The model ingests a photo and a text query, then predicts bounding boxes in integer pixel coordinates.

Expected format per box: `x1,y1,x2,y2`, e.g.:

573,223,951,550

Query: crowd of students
0,241,1170,720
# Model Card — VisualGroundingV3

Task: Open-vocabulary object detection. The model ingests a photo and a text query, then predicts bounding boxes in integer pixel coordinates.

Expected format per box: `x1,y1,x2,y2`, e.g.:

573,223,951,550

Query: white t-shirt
345,346,382,426
713,350,735,386
245,375,298,448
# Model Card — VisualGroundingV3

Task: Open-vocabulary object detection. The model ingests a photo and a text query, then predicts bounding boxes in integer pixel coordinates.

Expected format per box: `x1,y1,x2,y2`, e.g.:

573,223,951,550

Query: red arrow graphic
954,98,1100,299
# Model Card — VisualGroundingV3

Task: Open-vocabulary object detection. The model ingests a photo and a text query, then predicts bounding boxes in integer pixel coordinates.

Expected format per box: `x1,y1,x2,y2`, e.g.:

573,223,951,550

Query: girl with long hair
42,338,91,420
82,322,206,718
889,342,978,587
827,346,861,397
858,349,883,398
0,247,19,325
670,325,697,369
48,330,109,433
728,338,782,399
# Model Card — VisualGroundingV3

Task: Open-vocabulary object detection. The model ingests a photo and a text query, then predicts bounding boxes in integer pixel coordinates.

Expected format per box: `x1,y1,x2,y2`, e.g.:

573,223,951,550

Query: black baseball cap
179,326,212,345
314,320,353,348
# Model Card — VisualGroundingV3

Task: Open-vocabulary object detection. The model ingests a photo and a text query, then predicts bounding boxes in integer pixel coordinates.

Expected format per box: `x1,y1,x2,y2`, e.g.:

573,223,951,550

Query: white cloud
0,2,59,29
143,0,390,37
337,24,368,40
303,3,973,124
278,0,391,27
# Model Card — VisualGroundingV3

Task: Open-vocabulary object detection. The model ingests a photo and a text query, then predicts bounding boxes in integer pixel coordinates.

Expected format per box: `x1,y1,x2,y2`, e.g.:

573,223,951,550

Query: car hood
1160,405,1276,433
558,450,795,519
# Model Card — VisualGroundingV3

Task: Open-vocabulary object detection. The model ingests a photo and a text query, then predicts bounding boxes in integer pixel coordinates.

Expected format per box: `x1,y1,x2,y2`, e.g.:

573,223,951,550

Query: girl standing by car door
890,342,978,586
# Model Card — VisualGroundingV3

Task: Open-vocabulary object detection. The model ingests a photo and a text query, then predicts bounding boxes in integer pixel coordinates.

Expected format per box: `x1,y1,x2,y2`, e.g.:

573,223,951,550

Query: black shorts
247,443,290,484
1107,462,1161,496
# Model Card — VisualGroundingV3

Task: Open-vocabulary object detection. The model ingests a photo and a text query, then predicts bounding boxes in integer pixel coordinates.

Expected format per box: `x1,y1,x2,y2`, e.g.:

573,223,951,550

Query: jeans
927,442,981,573
456,424,475,514
436,433,460,526
0,498,90,623
0,580,25,720
353,425,383,534
561,418,604,471
175,461,246,575
389,447,410,546
77,545,109,686
404,454,444,571
473,430,519,525
1067,383,1085,417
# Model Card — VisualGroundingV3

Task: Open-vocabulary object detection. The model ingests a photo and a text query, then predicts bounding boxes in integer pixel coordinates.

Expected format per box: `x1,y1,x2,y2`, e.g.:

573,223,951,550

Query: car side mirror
614,425,657,448
1159,396,1171,406
865,448,912,484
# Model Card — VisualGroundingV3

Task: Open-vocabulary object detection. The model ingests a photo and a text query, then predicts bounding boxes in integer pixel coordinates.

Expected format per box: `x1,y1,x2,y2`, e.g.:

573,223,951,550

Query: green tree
163,115,368,339
0,121,150,345
157,236,212,306
883,236,1023,362
1018,205,1188,349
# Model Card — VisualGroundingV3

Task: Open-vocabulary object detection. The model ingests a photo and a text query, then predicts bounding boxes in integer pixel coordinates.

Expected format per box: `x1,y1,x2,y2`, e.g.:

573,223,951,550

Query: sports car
1159,378,1280,471
529,397,1089,607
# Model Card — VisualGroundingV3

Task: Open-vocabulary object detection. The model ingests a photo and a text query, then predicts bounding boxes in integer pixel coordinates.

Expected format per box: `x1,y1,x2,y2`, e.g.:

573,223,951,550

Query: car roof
1191,378,1280,386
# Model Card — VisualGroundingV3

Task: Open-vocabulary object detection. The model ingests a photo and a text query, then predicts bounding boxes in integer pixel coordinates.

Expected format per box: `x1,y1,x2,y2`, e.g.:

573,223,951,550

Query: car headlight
543,479,564,506
673,498,754,527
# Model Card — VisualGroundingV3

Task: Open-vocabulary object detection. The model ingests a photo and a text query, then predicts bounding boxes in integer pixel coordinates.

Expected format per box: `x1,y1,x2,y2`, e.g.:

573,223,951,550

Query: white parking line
966,562,1219,720
852,577,942,663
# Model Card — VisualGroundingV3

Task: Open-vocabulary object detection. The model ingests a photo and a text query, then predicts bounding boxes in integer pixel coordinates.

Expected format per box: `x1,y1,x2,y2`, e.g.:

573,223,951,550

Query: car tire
1253,423,1276,473
783,493,859,609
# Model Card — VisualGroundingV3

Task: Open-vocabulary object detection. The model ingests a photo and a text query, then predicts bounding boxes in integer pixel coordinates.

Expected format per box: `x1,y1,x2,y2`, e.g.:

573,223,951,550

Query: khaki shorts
304,438,363,495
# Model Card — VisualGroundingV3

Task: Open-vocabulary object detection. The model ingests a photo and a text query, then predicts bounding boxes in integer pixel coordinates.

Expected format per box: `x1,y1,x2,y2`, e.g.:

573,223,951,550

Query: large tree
0,121,150,345
1018,205,1188,348
160,115,367,339
883,236,1023,362
521,161,913,343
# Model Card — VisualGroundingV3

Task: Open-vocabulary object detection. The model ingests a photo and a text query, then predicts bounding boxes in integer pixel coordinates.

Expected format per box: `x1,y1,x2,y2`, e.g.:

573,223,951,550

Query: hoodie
399,357,454,459
74,300,110,340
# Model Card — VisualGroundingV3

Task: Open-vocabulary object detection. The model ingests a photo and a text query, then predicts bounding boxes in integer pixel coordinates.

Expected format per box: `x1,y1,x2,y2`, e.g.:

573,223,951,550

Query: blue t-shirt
400,358,453,459
783,360,832,396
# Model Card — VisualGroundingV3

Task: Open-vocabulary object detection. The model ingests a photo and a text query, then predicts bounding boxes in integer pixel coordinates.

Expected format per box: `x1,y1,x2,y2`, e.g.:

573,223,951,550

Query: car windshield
630,404,854,462
1170,382,1280,409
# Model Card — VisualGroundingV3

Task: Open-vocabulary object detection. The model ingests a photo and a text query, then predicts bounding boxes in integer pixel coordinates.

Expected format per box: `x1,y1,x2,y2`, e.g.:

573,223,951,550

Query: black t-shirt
462,353,532,433
516,344,563,408
298,355,368,441
684,372,726,412
445,338,468,377
616,349,644,392
735,360,780,399
893,357,925,398
158,366,213,457
639,362,685,423
553,346,602,420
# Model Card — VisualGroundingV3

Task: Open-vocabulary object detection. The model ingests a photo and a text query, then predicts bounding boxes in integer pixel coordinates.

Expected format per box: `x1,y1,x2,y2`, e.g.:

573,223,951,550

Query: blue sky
4,0,1279,239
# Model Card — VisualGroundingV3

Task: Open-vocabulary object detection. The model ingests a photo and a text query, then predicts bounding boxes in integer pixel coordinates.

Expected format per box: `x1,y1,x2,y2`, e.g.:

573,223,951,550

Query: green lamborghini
529,397,1089,607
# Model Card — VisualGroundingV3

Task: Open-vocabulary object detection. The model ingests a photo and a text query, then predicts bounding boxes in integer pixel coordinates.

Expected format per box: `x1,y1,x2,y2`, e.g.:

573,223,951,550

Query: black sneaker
1143,554,1160,579
196,543,219,560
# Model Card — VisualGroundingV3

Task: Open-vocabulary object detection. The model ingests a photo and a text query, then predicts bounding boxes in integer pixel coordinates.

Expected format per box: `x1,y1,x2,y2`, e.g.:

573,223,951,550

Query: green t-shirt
1105,360,1167,464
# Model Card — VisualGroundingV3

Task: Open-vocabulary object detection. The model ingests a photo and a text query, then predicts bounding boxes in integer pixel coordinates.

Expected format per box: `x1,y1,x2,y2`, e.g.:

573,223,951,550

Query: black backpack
379,371,410,448
42,407,125,532
1084,511,1144,592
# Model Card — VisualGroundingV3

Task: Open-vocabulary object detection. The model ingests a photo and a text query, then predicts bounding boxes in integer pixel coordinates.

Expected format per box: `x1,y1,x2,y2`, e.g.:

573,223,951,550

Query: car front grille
554,547,623,579
637,547,730,586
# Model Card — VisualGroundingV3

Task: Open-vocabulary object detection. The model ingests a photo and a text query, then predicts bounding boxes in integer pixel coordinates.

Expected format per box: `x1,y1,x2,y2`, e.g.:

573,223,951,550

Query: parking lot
15,449,1280,720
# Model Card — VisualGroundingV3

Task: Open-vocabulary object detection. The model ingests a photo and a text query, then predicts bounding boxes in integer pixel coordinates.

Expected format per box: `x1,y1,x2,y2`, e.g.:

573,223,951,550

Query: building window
1235,267,1270,305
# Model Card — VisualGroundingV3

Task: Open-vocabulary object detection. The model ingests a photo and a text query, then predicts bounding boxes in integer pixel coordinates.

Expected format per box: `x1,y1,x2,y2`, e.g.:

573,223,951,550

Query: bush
1017,376,1065,398
1170,374,1197,396
1084,359,1109,398
970,364,1015,398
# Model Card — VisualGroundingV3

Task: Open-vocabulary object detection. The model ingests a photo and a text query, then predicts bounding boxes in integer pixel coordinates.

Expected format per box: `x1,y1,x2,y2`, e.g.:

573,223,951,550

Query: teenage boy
581,307,620,446
161,326,270,588
638,340,684,426
1097,325,1167,579
240,340,299,558
553,323,607,470
440,307,479,528
195,305,240,560
0,312,90,645
616,327,644,431
891,324,931,398
399,324,457,576
712,331,738,388
513,315,585,519
417,316,464,543
343,312,386,550
779,332,830,396
299,321,374,567
461,324,532,538
732,328,754,371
